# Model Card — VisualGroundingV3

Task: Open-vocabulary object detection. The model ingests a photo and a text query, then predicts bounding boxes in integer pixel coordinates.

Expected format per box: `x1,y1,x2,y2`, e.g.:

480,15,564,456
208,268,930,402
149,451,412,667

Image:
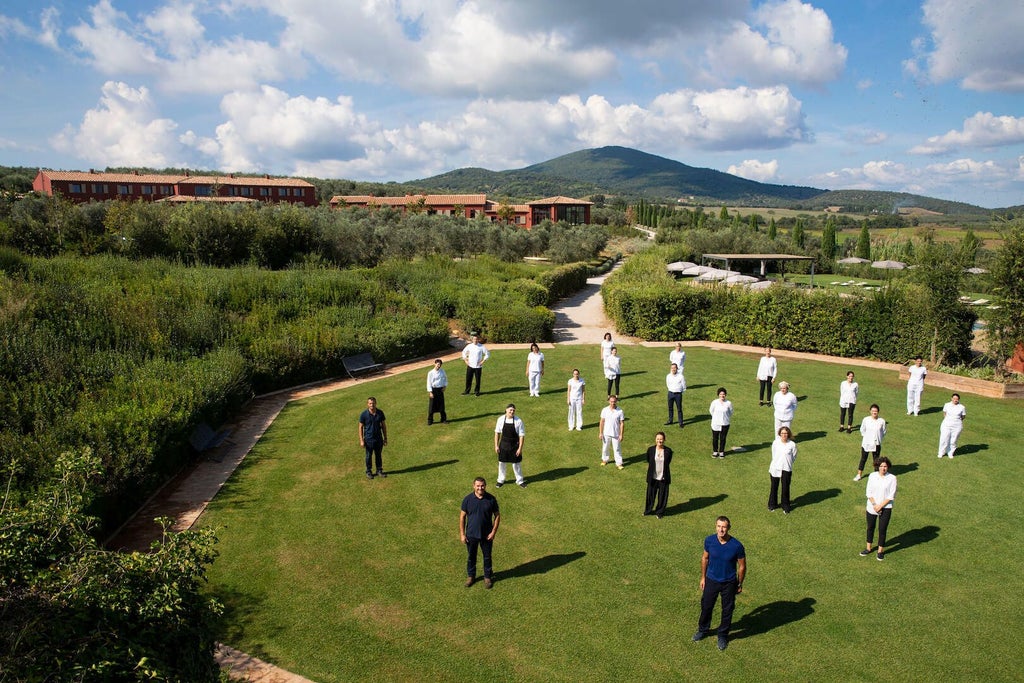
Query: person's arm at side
567,383,571,405
488,512,500,541
700,549,709,590
736,557,746,593
516,434,524,457
459,509,468,544
618,415,625,442
358,419,364,447
539,358,544,375
525,358,530,377
598,415,606,441
494,426,500,453
381,420,387,445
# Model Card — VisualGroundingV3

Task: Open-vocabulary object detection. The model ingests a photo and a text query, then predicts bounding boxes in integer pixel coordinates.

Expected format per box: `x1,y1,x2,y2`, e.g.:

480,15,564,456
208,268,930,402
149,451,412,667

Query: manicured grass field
199,346,1023,682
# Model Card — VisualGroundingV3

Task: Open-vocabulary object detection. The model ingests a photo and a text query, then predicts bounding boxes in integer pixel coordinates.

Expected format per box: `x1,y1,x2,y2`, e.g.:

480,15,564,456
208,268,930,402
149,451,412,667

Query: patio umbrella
871,260,906,270
666,261,698,272
723,273,759,284
695,269,738,282
680,264,717,276
837,257,870,265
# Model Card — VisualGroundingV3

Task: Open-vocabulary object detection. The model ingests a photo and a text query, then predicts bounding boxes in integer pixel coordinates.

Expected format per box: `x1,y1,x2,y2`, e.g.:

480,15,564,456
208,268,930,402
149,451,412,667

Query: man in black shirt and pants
460,477,500,589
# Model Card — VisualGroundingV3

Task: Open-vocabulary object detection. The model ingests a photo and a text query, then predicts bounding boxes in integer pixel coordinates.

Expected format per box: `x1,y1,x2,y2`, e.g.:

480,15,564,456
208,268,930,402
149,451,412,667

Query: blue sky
1,0,1022,208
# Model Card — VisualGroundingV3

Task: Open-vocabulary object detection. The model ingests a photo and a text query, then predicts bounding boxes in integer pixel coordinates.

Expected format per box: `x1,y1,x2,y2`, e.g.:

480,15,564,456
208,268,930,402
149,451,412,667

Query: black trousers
465,367,482,394
759,378,774,403
466,537,493,578
698,577,739,636
840,404,856,427
606,374,620,396
644,479,669,517
428,388,447,424
768,470,792,511
866,508,892,547
858,446,882,472
363,442,383,474
712,425,730,453
667,391,683,425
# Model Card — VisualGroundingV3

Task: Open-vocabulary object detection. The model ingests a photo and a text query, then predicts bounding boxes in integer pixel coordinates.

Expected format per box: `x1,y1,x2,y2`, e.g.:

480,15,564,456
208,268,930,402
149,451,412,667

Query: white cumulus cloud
907,0,1024,91
910,112,1024,155
728,159,779,181
704,0,847,87
50,80,184,167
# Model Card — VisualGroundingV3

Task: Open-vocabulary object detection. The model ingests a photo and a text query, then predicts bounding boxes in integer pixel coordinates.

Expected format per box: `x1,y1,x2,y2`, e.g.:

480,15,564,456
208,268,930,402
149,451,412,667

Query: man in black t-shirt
459,477,500,588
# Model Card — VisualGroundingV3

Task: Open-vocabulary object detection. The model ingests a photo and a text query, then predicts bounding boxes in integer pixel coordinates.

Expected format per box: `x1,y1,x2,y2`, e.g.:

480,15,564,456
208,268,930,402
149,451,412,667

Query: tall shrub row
602,251,974,363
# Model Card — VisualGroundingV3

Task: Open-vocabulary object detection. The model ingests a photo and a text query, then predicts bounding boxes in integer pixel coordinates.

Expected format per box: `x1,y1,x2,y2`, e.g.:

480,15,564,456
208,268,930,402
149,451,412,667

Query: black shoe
428,422,433,426
518,482,527,488
461,391,470,395
783,509,791,515
484,577,493,589
643,511,652,516
664,421,673,425
495,482,503,488
365,472,374,479
768,506,777,512
475,392,481,396
465,576,474,587
717,635,728,651
692,630,707,642
656,514,663,519
378,471,387,478
876,551,885,561
859,548,872,557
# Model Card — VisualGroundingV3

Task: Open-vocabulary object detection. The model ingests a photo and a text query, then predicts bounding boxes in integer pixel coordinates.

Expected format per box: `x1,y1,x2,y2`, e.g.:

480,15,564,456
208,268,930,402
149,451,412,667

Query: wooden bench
189,422,232,454
343,353,384,379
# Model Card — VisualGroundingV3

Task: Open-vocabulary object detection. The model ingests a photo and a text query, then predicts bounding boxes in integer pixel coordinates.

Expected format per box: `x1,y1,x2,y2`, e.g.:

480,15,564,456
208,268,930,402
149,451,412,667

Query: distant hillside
412,167,605,200
791,189,989,217
523,146,823,203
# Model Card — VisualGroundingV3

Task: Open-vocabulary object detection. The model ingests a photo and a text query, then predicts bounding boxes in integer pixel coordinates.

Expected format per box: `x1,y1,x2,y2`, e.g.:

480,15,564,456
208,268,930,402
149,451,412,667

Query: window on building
194,185,212,196
293,188,303,197
141,186,152,195
240,187,253,196
92,184,109,194
69,183,83,193
278,188,287,197
117,185,129,195
259,187,269,196
160,185,172,194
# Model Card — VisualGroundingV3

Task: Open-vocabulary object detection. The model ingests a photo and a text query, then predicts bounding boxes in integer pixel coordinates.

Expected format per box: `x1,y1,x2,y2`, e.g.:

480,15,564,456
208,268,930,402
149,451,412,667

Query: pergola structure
701,253,817,287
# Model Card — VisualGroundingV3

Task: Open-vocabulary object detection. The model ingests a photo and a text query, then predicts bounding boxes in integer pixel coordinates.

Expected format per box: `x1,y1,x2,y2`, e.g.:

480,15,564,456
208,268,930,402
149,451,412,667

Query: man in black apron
493,404,526,488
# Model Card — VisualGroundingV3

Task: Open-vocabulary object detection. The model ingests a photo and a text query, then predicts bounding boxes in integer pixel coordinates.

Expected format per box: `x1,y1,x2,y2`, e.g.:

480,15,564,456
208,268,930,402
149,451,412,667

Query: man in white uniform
599,395,626,469
906,356,927,416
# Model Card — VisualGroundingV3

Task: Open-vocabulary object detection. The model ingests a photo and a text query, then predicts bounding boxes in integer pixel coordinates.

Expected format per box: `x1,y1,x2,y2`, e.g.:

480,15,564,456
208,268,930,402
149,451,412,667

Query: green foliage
856,221,871,260
768,217,777,240
986,222,1024,371
0,450,222,681
602,248,972,362
792,218,805,248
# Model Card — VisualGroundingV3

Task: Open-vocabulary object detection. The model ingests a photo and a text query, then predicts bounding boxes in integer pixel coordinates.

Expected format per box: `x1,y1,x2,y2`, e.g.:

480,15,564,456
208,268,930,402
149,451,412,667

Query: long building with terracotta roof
32,169,316,206
329,193,592,228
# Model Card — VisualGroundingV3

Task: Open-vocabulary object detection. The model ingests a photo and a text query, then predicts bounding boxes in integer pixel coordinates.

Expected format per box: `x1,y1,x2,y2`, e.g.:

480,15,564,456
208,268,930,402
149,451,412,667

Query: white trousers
498,461,524,485
938,423,963,457
907,385,923,415
528,371,542,396
568,400,583,430
601,436,623,465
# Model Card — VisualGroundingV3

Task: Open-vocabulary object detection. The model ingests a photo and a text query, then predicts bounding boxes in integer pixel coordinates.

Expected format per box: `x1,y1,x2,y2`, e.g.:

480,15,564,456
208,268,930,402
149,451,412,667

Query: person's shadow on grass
889,461,919,476
662,493,727,517
530,466,588,484
730,597,816,640
499,551,586,581
952,443,988,456
386,459,459,476
619,390,658,401
789,487,841,509
797,430,827,442
883,525,939,555
739,440,772,455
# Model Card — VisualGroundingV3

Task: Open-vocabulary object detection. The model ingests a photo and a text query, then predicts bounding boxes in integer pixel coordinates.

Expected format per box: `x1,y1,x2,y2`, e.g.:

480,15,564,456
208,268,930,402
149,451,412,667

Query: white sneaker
853,474,862,481
938,454,943,458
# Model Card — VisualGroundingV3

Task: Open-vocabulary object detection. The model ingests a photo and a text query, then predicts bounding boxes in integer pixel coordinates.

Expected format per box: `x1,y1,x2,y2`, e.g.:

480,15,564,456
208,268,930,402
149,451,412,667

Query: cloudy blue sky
1,0,1022,207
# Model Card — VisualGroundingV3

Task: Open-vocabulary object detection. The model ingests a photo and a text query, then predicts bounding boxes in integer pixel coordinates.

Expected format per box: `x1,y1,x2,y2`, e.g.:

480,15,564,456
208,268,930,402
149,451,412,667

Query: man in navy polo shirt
459,477,500,589
693,516,746,651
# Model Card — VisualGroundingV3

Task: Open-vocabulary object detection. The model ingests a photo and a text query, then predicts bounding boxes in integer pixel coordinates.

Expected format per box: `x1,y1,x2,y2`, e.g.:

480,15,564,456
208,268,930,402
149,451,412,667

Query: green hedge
603,253,974,363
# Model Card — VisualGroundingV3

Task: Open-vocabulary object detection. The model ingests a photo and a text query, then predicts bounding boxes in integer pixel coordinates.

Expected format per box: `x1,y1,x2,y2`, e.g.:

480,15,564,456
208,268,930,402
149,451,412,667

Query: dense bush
0,451,222,681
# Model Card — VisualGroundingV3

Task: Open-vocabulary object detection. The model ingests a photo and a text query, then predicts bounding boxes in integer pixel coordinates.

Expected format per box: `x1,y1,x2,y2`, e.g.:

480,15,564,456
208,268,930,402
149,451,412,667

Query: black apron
498,419,521,463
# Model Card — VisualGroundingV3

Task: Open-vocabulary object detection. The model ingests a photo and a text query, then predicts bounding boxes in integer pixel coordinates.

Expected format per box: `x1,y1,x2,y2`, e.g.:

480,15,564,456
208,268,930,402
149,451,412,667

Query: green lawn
199,346,1023,682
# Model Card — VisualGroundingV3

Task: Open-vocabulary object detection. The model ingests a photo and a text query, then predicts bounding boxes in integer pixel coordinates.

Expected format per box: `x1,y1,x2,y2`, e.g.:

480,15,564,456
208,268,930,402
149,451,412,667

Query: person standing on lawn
665,362,686,428
669,342,686,374
772,381,798,434
768,426,797,513
906,356,927,416
603,345,622,397
938,393,966,458
462,334,490,396
854,404,886,481
599,394,626,469
494,404,526,488
567,368,586,431
709,387,734,459
525,343,545,397
426,358,448,425
643,431,673,518
693,516,746,651
839,371,859,433
756,347,777,406
861,457,897,561
460,477,500,588
358,397,387,479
